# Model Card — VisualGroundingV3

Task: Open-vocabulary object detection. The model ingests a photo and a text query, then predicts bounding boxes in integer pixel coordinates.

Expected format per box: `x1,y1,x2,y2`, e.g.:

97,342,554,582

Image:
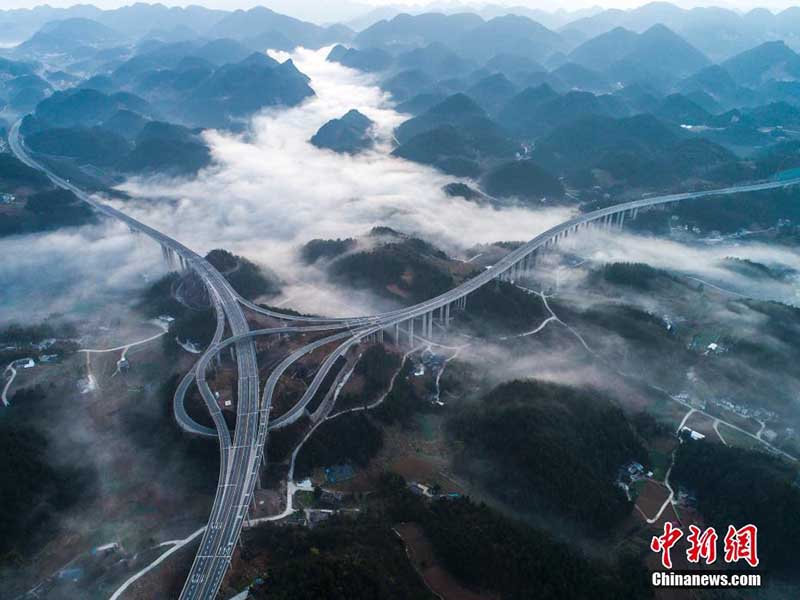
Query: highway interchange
9,118,800,599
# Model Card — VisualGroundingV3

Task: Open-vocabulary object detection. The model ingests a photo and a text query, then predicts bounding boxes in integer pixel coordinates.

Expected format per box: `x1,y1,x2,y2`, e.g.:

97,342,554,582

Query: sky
1,1,799,15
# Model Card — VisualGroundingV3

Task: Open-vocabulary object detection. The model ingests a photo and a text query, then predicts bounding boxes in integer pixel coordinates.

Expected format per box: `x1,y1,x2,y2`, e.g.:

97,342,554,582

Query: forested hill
449,379,647,532
671,439,800,575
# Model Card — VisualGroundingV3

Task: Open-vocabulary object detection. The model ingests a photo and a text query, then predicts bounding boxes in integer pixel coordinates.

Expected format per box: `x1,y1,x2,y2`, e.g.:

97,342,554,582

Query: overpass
10,117,800,599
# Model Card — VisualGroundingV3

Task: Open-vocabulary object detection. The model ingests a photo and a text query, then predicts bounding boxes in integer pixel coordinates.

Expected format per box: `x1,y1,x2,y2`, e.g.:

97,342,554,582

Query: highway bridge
10,118,800,599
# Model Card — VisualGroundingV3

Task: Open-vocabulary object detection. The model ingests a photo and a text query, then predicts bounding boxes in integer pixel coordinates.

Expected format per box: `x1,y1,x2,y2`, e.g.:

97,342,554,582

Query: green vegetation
240,475,651,599
379,475,652,599
206,249,280,300
169,308,216,351
0,153,49,192
483,159,565,202
139,273,216,353
0,321,77,344
310,109,374,154
596,262,676,290
443,182,480,201
0,187,95,237
138,272,185,318
27,126,131,166
0,421,96,564
301,238,355,264
295,413,383,479
418,497,650,599
329,235,453,305
375,360,431,426
449,379,647,531
671,440,800,575
463,280,549,332
643,187,800,235
357,345,401,401
721,257,792,281
244,515,434,600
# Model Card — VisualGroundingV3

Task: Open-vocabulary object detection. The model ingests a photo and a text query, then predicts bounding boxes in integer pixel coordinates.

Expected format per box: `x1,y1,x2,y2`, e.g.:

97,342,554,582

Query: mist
117,47,574,317
0,221,164,322
566,229,800,306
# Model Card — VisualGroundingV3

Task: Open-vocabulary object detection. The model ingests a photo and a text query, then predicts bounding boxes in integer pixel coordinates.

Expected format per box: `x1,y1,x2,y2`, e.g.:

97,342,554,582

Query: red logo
651,523,759,569
686,525,718,564
723,524,759,568
651,522,684,569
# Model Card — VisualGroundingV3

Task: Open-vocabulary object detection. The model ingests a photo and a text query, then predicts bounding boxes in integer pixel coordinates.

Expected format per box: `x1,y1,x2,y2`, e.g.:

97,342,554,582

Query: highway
10,121,264,600
10,114,800,599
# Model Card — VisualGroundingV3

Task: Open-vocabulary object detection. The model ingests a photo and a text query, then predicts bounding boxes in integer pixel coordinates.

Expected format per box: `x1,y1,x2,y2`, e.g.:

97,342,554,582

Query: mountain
485,53,546,78
450,15,565,64
102,109,149,140
531,113,681,173
395,43,476,79
310,110,374,154
395,93,447,116
569,24,709,88
395,93,490,143
94,4,226,40
550,62,610,92
482,160,564,202
747,102,800,129
14,17,124,58
561,3,780,61
206,6,351,49
191,39,253,65
0,57,36,78
30,89,154,129
676,65,739,103
567,26,639,72
26,126,130,166
354,13,484,53
450,379,645,530
326,45,393,72
381,69,435,103
499,89,628,138
120,121,211,175
722,41,800,86
112,50,313,130
466,73,518,114
393,117,518,178
654,93,712,125
181,56,314,129
496,83,559,133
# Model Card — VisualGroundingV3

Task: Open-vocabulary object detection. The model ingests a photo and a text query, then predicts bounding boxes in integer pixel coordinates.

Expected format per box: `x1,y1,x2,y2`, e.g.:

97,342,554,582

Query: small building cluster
407,480,461,501
616,461,652,500
680,426,706,441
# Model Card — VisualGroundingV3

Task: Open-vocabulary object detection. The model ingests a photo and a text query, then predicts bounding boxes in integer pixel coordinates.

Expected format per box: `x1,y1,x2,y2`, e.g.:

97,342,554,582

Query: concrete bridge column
408,318,415,346
378,329,384,344
445,303,451,327
394,323,400,345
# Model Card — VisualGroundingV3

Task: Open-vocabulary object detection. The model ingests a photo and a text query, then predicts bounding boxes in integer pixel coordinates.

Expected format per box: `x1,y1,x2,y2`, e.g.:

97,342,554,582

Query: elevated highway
11,115,800,599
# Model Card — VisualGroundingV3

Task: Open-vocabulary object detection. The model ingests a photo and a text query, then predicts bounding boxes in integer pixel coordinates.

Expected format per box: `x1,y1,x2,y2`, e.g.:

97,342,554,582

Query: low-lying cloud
117,47,574,317
0,222,163,322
